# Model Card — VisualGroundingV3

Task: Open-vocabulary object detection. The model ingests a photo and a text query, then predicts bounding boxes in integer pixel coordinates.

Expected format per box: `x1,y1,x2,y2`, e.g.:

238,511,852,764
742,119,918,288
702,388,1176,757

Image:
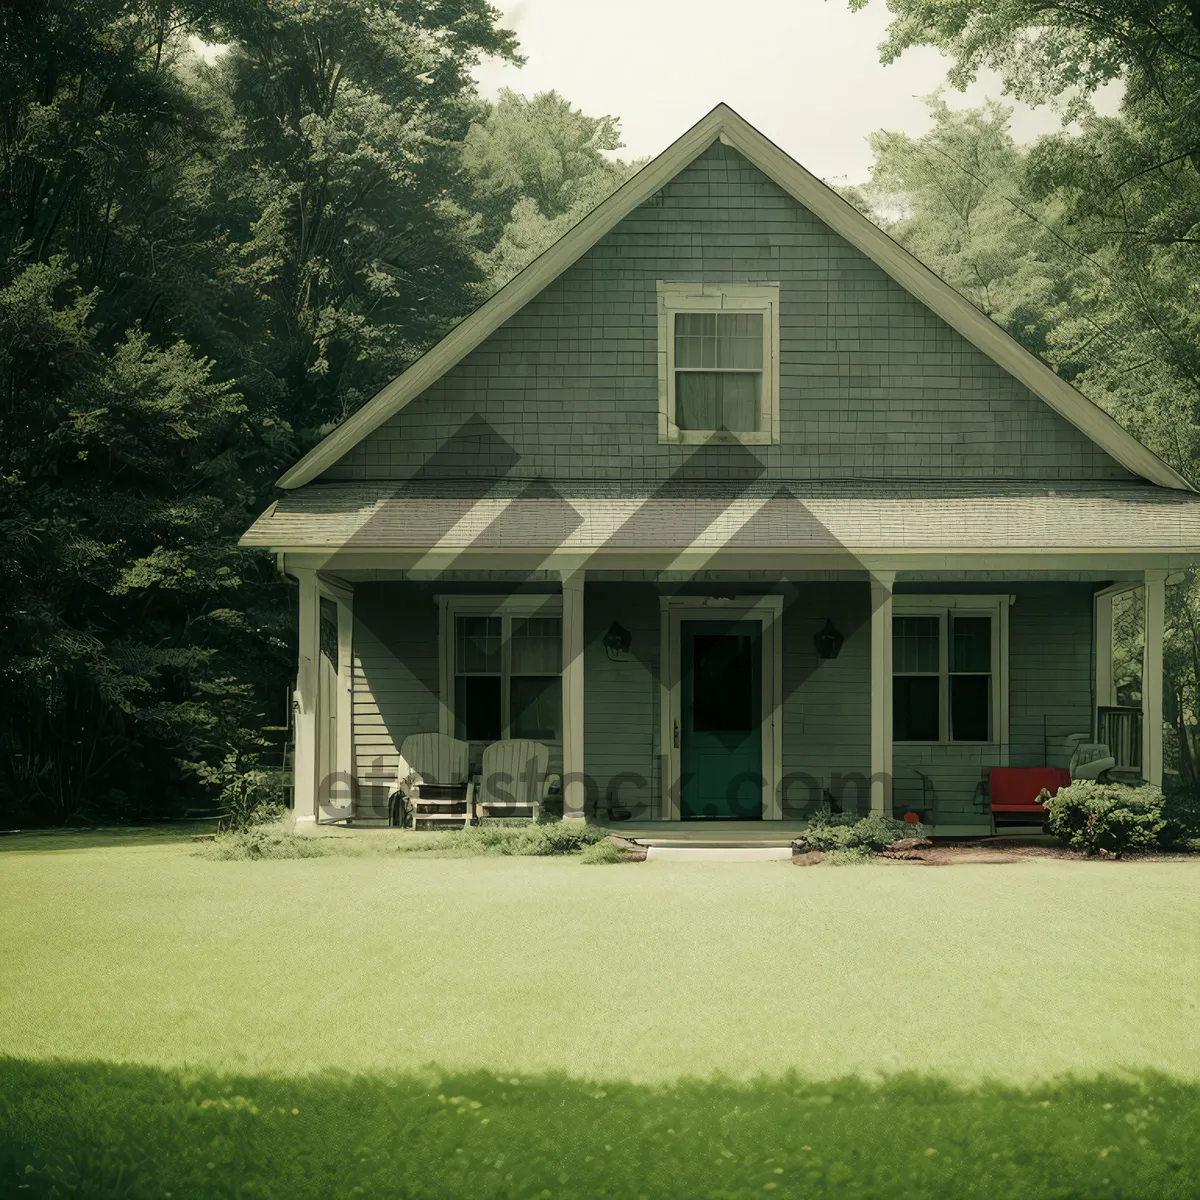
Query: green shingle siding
324,141,1130,486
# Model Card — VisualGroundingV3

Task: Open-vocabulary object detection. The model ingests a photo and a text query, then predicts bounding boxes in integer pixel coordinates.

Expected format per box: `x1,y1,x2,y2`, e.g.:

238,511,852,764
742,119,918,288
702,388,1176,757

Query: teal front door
680,619,763,820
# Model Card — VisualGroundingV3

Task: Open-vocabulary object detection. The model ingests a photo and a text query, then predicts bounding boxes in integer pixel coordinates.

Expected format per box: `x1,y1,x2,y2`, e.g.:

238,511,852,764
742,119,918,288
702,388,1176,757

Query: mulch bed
794,836,1200,867
606,836,647,862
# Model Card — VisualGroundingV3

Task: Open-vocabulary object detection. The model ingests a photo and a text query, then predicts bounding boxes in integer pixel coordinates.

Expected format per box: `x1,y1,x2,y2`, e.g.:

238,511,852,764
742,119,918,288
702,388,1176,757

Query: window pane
951,616,991,673
319,597,338,669
951,675,991,741
511,676,561,740
675,371,718,429
456,616,501,674
674,312,716,368
716,312,763,368
675,371,761,431
692,634,754,732
1111,588,1144,707
717,373,760,431
510,616,561,674
893,616,939,674
454,675,501,741
894,675,939,741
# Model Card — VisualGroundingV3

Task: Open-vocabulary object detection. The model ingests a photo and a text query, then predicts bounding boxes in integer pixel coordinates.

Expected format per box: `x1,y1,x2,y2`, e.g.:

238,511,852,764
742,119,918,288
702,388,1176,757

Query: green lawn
2,830,1198,1197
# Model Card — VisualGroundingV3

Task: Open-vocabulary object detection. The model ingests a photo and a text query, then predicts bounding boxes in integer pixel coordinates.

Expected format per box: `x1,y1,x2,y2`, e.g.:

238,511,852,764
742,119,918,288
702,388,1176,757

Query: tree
843,96,1200,475
851,0,1200,475
855,0,1200,120
0,0,524,824
195,0,522,436
0,0,287,822
850,0,1200,787
462,89,629,244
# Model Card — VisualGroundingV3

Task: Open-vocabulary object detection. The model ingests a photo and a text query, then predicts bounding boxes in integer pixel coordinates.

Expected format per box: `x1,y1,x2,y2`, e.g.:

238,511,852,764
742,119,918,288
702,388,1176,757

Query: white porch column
324,579,356,816
869,572,895,815
561,569,586,820
1094,590,1114,712
290,565,321,829
1143,569,1166,787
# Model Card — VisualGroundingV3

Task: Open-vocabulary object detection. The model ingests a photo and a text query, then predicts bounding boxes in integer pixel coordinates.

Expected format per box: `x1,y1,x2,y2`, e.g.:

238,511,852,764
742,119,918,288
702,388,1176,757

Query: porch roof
241,479,1200,556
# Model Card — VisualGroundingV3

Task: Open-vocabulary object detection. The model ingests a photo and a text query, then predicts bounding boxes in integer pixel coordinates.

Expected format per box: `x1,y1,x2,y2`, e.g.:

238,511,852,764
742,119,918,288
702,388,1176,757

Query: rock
885,837,933,853
792,850,824,867
791,837,820,855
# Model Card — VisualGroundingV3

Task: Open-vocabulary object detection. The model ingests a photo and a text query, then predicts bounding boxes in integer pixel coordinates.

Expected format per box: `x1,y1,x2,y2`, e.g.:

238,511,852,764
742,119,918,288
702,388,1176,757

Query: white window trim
436,595,564,743
1093,580,1143,710
656,280,781,445
892,594,1011,755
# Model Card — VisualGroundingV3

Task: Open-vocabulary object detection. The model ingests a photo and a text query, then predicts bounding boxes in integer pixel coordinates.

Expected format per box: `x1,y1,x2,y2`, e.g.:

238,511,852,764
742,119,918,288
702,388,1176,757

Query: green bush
400,821,608,858
1043,780,1167,857
202,822,329,860
580,838,629,864
824,846,875,866
1161,787,1200,847
214,767,288,834
792,812,917,855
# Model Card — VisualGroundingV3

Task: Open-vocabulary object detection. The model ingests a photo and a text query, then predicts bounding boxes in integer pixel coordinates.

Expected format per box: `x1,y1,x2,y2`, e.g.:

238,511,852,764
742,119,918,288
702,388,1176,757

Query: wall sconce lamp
603,621,632,661
813,618,844,660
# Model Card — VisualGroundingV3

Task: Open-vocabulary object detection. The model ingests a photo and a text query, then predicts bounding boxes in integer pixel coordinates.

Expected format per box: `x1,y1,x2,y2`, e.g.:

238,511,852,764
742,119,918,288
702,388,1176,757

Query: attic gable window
657,281,780,445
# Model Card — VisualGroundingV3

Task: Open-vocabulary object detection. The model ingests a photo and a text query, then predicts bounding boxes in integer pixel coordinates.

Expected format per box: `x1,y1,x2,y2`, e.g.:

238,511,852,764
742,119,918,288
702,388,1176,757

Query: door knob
673,719,680,748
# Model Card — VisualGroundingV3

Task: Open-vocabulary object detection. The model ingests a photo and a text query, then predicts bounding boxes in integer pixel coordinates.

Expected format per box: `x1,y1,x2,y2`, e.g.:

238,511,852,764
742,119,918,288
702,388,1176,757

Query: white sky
473,0,1122,184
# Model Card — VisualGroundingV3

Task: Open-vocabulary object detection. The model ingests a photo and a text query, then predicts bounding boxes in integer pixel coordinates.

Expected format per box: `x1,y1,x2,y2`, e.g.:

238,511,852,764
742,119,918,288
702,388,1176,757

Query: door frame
316,575,355,817
659,595,784,821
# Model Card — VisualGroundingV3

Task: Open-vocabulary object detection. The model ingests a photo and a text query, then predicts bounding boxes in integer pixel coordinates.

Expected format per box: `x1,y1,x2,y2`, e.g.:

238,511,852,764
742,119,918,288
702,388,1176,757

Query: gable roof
277,103,1193,493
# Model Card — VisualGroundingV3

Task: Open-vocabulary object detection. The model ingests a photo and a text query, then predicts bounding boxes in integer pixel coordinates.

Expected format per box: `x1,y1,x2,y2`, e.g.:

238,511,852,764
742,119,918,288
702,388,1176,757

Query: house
241,103,1200,834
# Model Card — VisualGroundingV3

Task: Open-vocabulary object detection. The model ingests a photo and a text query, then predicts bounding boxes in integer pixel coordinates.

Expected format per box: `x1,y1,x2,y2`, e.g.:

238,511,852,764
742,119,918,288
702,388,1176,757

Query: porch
284,566,1170,832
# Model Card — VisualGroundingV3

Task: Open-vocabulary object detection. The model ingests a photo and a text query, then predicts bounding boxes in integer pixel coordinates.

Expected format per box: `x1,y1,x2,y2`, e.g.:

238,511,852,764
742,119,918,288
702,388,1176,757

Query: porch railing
1097,706,1142,770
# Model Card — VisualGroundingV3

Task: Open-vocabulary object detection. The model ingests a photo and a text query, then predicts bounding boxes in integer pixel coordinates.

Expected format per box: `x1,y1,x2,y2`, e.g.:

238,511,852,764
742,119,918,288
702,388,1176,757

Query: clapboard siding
325,140,1130,487
891,582,1095,825
350,578,1095,823
583,583,661,819
352,585,440,818
781,584,873,815
352,582,569,816
1009,584,1095,767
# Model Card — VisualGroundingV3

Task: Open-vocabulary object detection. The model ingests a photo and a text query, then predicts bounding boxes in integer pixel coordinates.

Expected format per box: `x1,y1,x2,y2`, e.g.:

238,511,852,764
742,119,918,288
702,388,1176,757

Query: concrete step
644,845,793,861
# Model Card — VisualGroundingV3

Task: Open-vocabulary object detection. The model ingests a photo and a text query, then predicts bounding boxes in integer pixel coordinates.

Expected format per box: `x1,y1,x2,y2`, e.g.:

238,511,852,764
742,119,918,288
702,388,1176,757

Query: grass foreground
2,829,1199,1196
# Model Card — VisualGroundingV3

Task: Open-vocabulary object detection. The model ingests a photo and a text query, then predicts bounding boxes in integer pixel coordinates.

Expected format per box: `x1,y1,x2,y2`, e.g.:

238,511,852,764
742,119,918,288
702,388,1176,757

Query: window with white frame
892,598,1008,744
657,281,780,444
440,599,563,743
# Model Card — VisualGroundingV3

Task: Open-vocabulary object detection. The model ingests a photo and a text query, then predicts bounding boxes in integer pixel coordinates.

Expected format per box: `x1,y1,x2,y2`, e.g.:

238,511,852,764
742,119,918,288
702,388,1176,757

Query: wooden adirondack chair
389,733,474,830
474,739,559,823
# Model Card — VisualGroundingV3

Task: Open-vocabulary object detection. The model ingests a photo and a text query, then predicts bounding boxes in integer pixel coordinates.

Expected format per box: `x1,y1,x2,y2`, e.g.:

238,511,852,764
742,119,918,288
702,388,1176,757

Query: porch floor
603,821,805,848
602,820,1038,846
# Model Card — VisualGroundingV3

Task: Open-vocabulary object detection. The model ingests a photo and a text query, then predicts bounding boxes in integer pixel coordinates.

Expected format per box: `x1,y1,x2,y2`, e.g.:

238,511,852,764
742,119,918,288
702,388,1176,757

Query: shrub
524,820,608,855
580,838,629,865
792,812,917,855
824,846,875,866
399,821,608,858
1161,787,1200,847
202,822,329,861
215,768,288,834
1042,780,1167,857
